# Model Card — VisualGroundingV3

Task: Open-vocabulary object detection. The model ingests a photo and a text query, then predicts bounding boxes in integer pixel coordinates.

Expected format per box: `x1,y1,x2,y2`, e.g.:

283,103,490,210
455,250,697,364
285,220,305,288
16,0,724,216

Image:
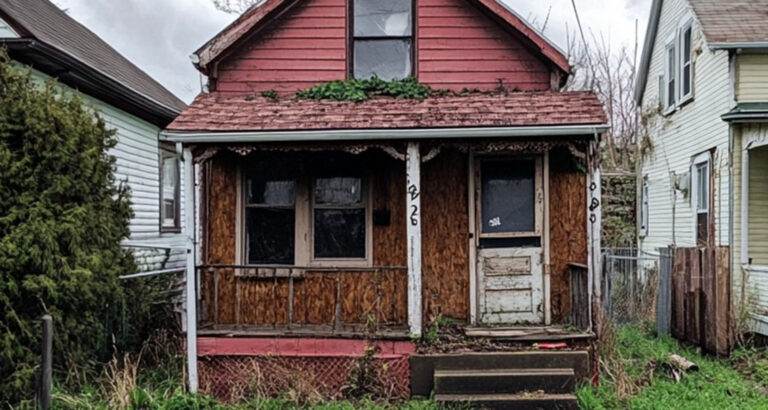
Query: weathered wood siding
735,54,768,103
421,149,470,321
214,0,554,94
215,0,347,95
549,148,588,321
417,0,550,91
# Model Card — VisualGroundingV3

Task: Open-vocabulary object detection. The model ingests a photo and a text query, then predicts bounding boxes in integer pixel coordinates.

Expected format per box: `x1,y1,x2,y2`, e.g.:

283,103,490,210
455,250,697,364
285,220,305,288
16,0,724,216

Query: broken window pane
354,39,412,81
314,209,366,258
315,177,362,206
481,160,536,234
354,0,411,37
247,208,295,264
247,179,295,206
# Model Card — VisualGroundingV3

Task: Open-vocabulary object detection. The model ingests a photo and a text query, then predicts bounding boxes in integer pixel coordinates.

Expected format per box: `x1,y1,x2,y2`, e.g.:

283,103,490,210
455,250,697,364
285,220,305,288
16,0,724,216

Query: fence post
657,248,672,336
37,315,52,410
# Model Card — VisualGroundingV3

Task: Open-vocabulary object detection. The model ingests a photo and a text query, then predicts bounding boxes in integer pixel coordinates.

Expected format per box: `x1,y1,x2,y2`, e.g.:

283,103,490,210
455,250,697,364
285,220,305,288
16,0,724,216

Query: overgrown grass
577,324,768,409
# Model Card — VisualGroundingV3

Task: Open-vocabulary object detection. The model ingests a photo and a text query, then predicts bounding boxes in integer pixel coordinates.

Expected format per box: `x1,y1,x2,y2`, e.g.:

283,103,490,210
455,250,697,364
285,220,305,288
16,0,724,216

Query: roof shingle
690,0,768,43
167,91,607,133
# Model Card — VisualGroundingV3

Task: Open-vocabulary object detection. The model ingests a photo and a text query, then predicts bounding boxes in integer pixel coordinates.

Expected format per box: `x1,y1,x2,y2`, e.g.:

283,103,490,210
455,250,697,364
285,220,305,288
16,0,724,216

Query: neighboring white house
0,0,188,272
636,0,768,335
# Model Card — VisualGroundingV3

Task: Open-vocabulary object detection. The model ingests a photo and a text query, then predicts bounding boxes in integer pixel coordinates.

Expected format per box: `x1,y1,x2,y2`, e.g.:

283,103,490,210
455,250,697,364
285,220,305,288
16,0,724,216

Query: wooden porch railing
198,265,409,336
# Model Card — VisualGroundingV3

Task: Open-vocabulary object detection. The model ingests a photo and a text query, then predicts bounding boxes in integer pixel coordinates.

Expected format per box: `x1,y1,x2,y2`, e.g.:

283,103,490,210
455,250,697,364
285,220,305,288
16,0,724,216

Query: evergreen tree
0,50,136,404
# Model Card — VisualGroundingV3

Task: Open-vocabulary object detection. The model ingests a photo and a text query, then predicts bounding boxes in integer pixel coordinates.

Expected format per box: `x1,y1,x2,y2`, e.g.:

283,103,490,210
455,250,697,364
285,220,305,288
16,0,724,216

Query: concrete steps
411,351,587,409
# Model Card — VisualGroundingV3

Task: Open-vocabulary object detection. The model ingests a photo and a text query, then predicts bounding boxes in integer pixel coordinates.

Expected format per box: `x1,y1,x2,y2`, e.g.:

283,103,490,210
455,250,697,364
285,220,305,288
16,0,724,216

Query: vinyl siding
0,17,18,37
639,0,731,255
733,125,768,318
26,67,187,270
735,54,768,103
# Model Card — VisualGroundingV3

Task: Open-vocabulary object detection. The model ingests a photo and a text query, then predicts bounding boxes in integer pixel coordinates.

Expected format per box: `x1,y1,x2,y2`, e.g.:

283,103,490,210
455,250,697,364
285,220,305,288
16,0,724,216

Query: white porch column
182,145,199,393
741,148,750,266
406,142,423,337
587,139,602,334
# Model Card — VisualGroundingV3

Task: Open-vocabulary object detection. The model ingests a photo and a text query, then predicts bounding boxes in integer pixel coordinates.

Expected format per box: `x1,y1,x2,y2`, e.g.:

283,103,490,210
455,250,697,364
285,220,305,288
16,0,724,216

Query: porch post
182,145,199,393
741,148,749,266
406,142,423,337
587,138,602,335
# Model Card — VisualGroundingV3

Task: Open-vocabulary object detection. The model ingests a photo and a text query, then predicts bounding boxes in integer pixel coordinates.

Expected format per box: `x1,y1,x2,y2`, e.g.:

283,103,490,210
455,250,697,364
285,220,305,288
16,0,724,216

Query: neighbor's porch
191,138,601,340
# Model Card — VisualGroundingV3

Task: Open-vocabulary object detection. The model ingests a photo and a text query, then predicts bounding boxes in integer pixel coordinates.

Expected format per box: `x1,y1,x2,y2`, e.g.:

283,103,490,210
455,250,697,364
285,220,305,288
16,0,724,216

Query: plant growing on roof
295,76,432,102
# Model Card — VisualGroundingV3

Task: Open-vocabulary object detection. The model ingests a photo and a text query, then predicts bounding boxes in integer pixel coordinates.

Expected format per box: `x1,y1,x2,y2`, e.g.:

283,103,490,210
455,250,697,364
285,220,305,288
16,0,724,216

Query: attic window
352,0,413,81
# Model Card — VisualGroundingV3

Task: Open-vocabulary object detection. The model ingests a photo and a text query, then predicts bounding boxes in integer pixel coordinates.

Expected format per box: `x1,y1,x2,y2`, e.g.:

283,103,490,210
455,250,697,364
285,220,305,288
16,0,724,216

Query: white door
476,157,545,325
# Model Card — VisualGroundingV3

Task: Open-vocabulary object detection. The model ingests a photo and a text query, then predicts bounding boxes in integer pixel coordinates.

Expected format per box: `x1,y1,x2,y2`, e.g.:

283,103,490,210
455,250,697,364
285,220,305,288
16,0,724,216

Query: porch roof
165,91,607,135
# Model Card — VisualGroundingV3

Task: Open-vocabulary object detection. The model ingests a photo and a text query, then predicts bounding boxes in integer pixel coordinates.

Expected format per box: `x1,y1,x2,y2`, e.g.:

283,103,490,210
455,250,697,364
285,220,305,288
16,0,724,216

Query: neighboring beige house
636,0,768,334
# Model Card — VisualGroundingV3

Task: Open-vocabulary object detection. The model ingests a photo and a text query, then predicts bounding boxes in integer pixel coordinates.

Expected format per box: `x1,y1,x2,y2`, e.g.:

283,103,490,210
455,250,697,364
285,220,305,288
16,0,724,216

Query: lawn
577,324,768,410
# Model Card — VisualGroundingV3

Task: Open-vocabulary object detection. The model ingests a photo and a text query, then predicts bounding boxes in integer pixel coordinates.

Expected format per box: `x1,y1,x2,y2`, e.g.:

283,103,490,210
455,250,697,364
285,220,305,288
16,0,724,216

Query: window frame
664,38,677,113
348,0,417,80
239,167,373,268
309,175,373,267
159,147,181,233
691,151,711,245
679,20,694,103
476,155,544,239
243,178,298,266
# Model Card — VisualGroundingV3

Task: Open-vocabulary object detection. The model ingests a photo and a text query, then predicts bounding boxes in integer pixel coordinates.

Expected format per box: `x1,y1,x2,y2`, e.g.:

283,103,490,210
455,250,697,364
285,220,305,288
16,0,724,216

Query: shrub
0,50,138,405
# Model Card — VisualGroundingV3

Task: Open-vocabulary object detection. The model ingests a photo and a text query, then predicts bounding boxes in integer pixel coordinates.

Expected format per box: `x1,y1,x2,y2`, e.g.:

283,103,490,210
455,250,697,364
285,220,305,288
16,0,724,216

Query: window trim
348,0,417,80
239,167,373,268
476,155,544,239
159,147,181,233
663,38,677,113
679,20,694,104
244,179,297,265
691,151,711,245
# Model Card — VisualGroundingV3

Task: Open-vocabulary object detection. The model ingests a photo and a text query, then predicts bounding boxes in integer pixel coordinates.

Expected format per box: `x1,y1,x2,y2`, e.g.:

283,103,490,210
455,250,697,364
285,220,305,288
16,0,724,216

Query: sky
55,0,651,103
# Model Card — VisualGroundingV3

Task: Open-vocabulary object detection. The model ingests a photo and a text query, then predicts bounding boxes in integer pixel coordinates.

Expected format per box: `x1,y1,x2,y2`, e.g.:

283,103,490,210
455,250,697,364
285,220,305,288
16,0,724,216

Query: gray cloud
56,0,651,103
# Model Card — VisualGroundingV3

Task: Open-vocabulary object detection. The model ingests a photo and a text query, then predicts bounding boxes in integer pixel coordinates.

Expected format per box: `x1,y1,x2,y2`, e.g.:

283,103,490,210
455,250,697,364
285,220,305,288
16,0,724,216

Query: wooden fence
668,246,731,356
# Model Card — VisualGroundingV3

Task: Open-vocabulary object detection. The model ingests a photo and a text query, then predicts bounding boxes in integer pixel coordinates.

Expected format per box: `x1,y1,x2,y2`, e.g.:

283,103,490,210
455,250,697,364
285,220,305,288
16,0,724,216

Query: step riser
435,373,575,395
438,395,578,410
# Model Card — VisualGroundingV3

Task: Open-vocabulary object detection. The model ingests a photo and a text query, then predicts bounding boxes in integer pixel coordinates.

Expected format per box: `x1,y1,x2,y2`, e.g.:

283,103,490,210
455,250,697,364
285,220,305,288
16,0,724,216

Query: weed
261,90,278,100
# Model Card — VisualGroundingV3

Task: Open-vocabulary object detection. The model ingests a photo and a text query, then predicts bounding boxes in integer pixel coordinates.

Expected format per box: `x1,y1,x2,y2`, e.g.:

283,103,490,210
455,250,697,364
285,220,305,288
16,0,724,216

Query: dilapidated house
164,0,607,406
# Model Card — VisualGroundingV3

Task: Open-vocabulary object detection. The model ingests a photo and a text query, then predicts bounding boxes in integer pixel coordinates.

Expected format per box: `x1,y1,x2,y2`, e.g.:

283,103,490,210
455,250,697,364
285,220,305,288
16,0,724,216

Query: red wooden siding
215,0,347,95
214,0,554,94
418,0,551,91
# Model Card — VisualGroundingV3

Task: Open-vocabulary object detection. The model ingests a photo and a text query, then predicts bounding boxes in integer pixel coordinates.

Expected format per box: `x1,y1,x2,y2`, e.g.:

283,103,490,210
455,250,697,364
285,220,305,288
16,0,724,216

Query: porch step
434,368,576,395
436,393,578,410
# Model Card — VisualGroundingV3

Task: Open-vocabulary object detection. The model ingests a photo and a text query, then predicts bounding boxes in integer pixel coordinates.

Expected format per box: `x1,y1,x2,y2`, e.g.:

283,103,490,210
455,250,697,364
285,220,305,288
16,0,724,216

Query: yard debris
663,354,699,382
536,342,568,350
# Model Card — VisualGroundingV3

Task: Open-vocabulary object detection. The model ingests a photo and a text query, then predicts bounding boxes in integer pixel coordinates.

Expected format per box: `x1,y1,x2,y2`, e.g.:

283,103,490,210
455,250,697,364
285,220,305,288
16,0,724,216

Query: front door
476,157,544,325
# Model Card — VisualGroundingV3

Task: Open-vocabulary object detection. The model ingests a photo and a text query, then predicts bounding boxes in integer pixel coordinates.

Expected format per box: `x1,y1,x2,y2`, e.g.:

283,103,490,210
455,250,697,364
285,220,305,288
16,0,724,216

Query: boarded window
160,149,180,231
353,0,412,80
313,177,366,259
246,178,296,264
481,160,536,234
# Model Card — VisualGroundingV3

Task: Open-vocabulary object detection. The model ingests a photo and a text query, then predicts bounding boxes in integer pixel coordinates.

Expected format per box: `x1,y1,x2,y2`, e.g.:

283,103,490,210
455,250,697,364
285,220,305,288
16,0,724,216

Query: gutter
710,42,768,50
2,38,182,126
721,112,768,123
160,124,610,144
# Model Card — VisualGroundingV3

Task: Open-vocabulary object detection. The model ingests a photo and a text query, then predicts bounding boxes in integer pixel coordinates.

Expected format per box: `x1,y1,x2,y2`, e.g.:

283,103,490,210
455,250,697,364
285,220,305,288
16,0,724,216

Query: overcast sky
56,0,651,103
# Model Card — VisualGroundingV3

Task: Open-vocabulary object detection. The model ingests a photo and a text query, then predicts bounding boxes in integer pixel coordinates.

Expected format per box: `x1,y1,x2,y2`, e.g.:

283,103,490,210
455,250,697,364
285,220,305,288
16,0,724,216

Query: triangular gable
194,0,570,76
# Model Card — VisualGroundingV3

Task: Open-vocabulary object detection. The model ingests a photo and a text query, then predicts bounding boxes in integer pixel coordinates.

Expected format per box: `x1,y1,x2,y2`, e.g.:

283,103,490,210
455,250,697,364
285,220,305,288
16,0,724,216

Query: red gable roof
166,91,606,133
194,0,570,76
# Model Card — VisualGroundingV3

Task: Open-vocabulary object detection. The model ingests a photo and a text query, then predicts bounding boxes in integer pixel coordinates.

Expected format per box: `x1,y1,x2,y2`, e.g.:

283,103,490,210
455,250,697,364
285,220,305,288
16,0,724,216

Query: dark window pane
354,39,412,81
247,179,295,206
314,209,365,258
247,208,294,264
683,66,691,95
315,177,362,206
683,28,692,63
161,153,179,228
481,160,536,233
354,0,411,37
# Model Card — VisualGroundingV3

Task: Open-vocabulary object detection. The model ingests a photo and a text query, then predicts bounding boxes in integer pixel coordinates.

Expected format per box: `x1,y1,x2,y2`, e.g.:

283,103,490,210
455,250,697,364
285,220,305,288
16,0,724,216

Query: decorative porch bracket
406,142,423,337
182,145,199,393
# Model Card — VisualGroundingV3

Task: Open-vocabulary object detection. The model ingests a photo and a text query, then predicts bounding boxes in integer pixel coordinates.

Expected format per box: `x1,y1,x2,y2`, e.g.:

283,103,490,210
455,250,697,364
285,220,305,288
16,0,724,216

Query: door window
479,159,540,237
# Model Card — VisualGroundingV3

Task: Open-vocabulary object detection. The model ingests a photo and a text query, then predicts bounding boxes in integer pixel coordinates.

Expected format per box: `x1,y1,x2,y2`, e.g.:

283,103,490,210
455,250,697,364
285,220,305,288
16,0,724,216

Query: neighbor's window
352,0,413,80
692,152,710,246
245,176,296,265
313,177,366,259
160,149,180,231
680,22,693,100
664,41,677,110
